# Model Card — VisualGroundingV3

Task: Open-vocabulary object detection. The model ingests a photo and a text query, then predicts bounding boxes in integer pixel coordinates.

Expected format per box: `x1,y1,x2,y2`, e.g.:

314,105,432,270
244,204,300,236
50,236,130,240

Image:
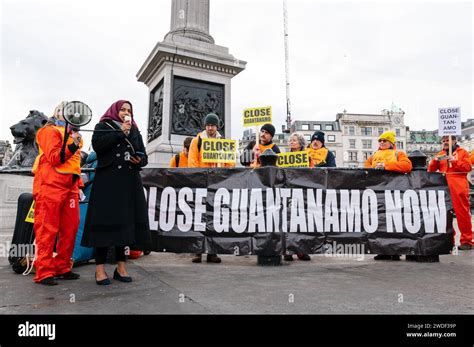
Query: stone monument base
0,174,33,234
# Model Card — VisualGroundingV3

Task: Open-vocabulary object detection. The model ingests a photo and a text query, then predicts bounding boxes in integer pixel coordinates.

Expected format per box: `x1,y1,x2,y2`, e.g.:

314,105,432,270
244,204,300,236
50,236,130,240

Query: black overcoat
81,120,151,248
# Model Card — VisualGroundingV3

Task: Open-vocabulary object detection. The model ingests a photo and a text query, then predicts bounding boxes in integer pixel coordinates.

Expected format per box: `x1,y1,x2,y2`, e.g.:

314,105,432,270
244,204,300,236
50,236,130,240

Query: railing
0,168,95,175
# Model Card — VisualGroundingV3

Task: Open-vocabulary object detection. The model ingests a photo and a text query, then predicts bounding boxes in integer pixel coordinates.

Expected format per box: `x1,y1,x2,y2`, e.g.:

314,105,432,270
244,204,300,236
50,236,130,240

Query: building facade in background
337,104,407,168
406,130,440,160
290,120,343,166
459,119,474,153
238,106,473,168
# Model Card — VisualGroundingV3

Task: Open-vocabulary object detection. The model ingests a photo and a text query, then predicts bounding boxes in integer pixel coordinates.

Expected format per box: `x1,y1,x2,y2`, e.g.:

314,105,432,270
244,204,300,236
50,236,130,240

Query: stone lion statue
5,110,48,168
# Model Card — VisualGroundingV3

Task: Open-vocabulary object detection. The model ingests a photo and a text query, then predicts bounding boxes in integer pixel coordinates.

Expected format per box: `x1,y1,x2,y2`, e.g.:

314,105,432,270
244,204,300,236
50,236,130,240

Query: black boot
206,254,222,263
374,255,400,261
56,271,80,280
39,277,58,286
192,254,202,263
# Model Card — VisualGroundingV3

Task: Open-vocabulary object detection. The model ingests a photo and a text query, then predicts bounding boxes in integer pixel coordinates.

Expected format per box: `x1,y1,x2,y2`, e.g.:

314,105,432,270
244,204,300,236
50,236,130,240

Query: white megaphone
62,101,93,129
62,101,123,133
59,101,93,164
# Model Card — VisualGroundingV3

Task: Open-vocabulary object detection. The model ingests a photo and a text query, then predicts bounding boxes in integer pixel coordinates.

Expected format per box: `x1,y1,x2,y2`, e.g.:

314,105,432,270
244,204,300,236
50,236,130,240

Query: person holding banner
81,100,151,285
288,132,313,166
188,113,234,263
169,137,193,168
306,131,336,168
364,131,412,173
250,123,281,168
258,124,281,153
282,132,312,261
31,101,83,285
428,136,473,250
364,131,412,261
188,113,235,169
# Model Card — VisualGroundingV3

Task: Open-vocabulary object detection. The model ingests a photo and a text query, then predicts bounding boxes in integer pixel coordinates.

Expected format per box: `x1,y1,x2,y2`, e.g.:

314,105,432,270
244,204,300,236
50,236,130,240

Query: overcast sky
1,0,472,151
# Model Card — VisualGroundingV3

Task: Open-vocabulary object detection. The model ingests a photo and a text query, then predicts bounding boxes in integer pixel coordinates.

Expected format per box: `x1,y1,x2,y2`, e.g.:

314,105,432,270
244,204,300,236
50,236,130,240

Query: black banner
141,168,454,256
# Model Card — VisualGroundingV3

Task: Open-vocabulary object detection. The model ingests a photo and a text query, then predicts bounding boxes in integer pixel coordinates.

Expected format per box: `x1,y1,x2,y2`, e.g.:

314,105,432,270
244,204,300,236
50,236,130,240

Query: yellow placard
201,138,237,164
25,201,35,224
277,151,311,168
243,106,272,127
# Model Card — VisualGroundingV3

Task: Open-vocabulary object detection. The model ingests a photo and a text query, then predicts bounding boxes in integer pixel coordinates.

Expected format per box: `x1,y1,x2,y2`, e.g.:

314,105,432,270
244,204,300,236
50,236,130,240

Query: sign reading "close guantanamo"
277,151,311,168
201,138,237,163
243,106,272,126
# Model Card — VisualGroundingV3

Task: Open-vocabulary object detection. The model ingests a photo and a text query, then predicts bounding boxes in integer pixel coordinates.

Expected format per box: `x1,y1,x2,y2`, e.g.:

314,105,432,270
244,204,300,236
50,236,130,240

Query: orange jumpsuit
364,148,412,173
32,125,83,282
428,146,473,246
169,151,188,168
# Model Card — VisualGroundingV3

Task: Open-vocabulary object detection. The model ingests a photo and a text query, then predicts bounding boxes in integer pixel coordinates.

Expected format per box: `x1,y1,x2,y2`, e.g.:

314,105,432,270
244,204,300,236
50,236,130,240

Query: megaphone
63,101,93,128
58,100,122,164
62,101,121,133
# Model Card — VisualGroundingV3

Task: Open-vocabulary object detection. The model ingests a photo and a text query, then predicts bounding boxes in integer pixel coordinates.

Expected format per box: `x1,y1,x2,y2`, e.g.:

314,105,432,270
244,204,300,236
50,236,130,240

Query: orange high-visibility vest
32,125,82,175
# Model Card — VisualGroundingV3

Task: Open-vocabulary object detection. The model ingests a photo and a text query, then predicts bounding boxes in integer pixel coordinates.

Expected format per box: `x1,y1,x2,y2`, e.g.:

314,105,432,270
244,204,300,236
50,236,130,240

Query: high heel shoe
95,272,111,285
113,268,132,283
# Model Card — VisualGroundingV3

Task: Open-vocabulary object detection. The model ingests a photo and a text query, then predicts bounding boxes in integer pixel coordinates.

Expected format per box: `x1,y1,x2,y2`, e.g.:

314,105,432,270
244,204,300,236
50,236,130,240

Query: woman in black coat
82,100,151,285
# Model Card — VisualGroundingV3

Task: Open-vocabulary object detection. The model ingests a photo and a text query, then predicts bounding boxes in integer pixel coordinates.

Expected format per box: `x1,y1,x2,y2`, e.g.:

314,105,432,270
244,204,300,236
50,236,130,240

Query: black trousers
95,246,127,265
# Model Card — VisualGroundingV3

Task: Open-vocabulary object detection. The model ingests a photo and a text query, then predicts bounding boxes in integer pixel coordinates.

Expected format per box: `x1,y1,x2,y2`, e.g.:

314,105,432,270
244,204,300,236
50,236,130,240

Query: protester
306,131,336,167
364,131,412,173
169,137,193,168
428,136,473,250
364,130,412,260
188,113,234,263
250,142,262,168
250,123,281,168
257,124,281,153
187,113,235,170
31,101,83,285
284,132,311,261
81,100,151,285
285,132,303,152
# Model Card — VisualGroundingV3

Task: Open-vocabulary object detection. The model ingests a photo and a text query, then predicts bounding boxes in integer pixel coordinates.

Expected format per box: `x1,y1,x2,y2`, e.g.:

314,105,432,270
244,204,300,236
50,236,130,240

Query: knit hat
378,131,396,144
261,123,276,137
311,131,325,145
204,113,220,127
